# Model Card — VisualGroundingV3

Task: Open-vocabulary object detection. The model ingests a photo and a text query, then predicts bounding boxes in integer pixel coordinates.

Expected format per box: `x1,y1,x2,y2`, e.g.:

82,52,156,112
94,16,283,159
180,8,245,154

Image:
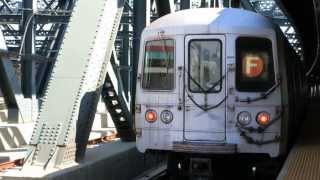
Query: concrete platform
277,103,320,180
1,141,154,180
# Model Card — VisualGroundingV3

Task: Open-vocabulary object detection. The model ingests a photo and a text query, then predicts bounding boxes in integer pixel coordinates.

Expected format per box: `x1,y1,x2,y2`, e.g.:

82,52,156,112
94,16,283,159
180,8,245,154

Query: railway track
0,132,118,171
134,163,167,180
0,159,23,171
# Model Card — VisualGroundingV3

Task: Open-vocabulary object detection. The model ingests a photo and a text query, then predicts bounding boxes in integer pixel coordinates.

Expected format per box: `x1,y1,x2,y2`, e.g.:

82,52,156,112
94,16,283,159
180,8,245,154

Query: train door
183,35,226,141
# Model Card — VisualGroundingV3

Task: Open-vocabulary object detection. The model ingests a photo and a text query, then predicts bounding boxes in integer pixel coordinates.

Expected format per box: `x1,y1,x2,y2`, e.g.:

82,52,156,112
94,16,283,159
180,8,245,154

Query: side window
236,37,275,92
142,39,175,90
189,40,222,93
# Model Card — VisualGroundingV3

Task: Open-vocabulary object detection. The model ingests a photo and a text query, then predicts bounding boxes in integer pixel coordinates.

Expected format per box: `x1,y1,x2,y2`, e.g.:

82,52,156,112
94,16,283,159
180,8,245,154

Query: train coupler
189,158,213,178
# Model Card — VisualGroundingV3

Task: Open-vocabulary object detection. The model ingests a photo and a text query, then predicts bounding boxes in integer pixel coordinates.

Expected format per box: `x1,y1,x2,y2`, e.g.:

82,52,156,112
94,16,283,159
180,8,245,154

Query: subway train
134,7,306,176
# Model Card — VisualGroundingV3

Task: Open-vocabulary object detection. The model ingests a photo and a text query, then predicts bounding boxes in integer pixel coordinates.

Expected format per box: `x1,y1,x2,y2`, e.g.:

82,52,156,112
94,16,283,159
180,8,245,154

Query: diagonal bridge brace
23,0,126,169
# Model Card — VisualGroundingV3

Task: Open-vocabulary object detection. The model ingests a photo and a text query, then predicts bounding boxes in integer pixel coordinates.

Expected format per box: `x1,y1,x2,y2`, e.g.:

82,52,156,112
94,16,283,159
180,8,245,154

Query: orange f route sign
243,55,264,78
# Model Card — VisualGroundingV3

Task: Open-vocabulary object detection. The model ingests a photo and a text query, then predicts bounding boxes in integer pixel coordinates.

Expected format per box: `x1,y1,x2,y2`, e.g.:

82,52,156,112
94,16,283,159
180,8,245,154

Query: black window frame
188,39,223,93
141,38,175,91
235,36,275,92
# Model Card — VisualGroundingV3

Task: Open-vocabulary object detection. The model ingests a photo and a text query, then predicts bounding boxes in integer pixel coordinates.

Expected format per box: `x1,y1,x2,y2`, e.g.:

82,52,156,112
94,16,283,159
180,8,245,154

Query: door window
188,40,222,93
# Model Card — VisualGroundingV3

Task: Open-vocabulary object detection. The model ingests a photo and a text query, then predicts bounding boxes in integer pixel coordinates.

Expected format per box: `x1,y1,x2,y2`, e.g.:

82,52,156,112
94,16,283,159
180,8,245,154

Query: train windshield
236,37,275,92
189,40,222,93
142,39,175,90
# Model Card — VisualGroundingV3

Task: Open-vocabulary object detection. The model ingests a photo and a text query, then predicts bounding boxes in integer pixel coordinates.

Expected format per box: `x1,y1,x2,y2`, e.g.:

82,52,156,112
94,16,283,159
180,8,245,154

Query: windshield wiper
187,92,228,111
186,69,225,94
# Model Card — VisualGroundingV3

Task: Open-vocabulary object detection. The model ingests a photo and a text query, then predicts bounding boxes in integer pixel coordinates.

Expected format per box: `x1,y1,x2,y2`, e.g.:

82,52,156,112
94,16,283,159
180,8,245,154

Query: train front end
135,8,285,158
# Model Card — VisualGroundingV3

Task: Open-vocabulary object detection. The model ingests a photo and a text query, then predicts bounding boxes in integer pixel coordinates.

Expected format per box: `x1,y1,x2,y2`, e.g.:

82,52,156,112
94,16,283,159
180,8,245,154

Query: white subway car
135,8,305,163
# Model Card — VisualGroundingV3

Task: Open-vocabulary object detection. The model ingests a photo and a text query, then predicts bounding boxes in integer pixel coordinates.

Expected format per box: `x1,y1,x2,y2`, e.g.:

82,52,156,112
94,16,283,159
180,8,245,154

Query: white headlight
237,111,252,126
160,110,173,124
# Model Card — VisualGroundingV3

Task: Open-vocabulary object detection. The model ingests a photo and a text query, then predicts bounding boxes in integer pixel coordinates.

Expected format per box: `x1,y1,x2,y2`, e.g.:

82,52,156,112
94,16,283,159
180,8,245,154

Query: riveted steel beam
0,14,71,24
23,0,125,168
21,0,36,98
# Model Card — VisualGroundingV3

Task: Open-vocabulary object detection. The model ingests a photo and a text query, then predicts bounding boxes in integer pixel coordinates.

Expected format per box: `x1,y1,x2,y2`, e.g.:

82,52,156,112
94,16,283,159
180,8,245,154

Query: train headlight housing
237,111,252,126
160,110,173,124
145,110,157,123
256,112,271,126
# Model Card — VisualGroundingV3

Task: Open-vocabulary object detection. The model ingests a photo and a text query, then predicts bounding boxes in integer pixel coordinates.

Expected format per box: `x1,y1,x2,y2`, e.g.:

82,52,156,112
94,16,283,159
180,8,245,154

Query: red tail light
145,110,157,123
256,112,271,126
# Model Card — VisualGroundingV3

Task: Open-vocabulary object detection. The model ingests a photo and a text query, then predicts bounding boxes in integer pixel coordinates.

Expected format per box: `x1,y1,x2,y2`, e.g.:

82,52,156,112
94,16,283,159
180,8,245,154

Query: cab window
189,40,222,93
236,37,275,92
142,39,175,90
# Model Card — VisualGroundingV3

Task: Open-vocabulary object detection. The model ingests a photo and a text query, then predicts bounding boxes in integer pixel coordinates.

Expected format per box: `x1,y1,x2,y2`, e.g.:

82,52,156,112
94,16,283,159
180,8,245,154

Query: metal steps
102,60,135,141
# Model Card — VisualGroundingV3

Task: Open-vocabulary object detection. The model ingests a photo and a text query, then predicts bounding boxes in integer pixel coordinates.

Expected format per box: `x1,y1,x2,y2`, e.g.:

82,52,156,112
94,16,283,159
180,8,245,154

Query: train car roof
142,8,276,37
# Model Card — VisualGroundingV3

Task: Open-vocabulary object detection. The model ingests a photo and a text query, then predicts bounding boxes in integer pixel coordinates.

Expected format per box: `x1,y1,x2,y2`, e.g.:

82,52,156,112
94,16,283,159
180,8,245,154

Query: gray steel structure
101,0,135,141
0,0,304,169
0,0,136,134
0,0,73,93
24,0,125,168
0,0,74,123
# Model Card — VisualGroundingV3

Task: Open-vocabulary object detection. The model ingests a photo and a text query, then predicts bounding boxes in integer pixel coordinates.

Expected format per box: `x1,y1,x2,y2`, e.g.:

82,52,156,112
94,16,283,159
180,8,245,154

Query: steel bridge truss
0,0,305,169
242,0,303,59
